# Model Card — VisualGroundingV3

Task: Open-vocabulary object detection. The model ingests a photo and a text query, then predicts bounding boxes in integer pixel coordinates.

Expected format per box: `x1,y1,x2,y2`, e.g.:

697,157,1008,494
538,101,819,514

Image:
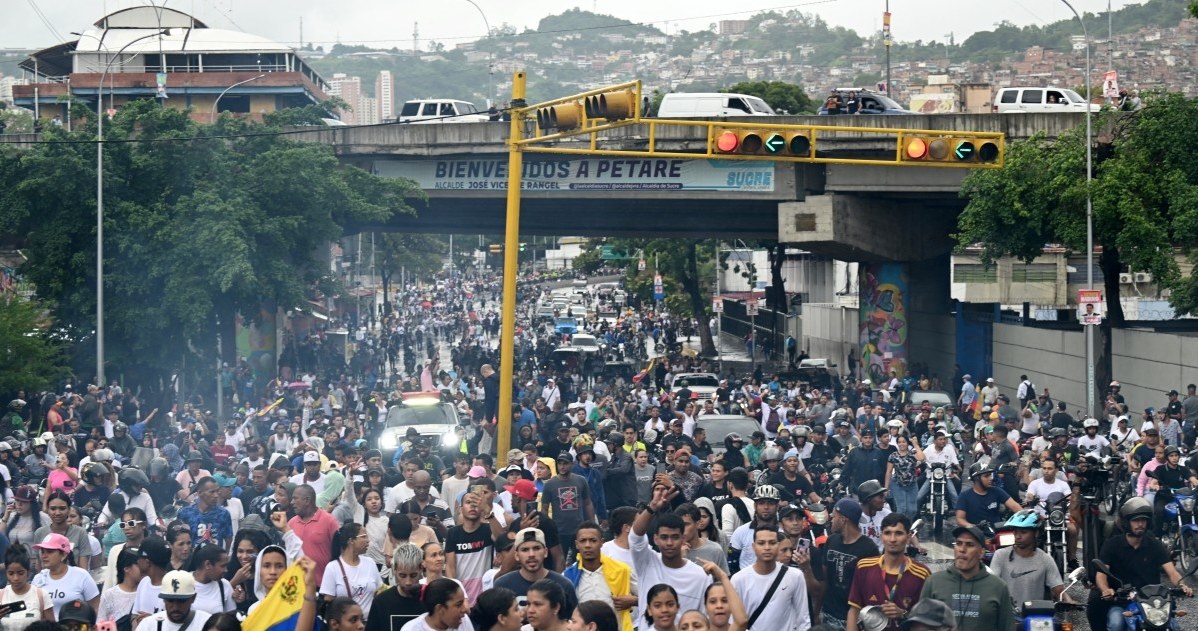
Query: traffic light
488,244,502,254
900,135,1001,165
584,89,638,121
519,242,527,252
714,129,812,157
535,101,583,131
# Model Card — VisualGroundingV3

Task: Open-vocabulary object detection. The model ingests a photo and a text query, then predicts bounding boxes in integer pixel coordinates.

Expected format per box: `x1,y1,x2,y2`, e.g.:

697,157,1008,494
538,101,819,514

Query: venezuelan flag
256,398,286,418
242,564,321,631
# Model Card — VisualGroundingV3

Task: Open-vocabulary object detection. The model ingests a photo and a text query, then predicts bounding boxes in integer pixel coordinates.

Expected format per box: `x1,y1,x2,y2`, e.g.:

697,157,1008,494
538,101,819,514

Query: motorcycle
976,520,1012,566
1019,567,1087,631
1163,487,1198,574
924,462,953,536
1041,491,1071,579
1092,559,1194,631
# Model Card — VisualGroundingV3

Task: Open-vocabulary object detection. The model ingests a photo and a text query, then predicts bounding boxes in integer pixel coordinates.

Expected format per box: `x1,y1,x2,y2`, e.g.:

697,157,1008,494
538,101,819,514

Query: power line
25,0,68,44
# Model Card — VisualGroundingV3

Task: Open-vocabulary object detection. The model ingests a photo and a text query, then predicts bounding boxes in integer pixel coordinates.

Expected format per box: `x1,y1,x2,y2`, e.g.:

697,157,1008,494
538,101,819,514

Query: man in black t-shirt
811,498,877,628
368,543,427,631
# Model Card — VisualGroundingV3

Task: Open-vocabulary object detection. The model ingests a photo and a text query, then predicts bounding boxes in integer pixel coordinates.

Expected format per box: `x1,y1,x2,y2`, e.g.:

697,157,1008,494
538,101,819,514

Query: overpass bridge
284,112,1084,261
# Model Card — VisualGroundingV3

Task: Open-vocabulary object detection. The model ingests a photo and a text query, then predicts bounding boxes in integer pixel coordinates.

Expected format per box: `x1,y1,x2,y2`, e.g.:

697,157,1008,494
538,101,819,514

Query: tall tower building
327,73,363,124
376,71,394,121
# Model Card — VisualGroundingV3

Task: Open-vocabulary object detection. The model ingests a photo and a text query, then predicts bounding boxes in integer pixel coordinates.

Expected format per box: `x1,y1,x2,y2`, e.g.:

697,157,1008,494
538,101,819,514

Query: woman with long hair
96,549,141,625
33,491,91,571
420,541,448,584
406,578,470,631
31,534,98,618
227,530,270,614
526,579,570,631
3,486,47,570
469,588,523,631
356,488,388,573
165,521,193,571
700,562,747,631
0,548,55,628
319,522,382,617
884,433,924,518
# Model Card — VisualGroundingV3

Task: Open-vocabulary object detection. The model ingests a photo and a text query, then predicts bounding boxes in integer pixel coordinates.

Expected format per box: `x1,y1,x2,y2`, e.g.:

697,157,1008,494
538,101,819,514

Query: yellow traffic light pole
496,71,526,468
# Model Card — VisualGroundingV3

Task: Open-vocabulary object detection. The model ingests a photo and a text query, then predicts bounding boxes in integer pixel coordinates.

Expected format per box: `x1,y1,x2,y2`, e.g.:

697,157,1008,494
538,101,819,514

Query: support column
858,262,910,383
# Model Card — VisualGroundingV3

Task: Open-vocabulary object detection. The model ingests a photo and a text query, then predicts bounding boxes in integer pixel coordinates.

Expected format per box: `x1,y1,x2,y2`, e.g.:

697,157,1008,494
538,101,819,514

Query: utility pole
883,1,892,96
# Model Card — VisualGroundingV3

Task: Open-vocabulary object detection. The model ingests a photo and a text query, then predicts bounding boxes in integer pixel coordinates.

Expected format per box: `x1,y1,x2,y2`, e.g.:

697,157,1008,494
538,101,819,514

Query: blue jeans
917,477,960,511
891,480,920,517
1108,605,1181,631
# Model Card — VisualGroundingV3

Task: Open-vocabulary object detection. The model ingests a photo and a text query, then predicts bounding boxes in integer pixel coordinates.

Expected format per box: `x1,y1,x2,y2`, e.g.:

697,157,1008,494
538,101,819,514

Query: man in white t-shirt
134,570,211,631
1024,458,1077,567
1077,418,1111,456
290,450,327,496
189,542,236,615
731,526,810,631
629,485,711,630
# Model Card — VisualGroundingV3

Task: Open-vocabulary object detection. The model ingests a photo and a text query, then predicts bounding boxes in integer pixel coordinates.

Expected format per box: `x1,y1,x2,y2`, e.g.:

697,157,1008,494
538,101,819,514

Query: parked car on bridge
657,92,776,118
818,89,913,115
992,87,1101,114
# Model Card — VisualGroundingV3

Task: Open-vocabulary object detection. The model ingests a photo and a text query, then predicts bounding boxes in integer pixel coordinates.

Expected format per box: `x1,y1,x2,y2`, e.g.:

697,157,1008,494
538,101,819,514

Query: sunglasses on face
119,520,145,529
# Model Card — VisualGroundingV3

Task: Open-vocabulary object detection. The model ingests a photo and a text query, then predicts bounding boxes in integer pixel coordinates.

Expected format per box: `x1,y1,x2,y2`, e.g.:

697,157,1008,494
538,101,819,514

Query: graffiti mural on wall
859,262,909,384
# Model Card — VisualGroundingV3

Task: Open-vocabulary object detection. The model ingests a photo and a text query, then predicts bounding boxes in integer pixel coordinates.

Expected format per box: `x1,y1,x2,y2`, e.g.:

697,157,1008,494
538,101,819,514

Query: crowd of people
5,271,1198,631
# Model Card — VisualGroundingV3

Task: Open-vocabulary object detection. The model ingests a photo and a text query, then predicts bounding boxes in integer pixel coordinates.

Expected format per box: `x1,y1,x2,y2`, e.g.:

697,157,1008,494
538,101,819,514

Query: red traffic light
905,138,928,160
716,131,740,153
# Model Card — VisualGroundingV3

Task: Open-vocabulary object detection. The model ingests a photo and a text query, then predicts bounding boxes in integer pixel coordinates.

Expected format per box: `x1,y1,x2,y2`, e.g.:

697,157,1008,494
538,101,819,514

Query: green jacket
920,565,1015,631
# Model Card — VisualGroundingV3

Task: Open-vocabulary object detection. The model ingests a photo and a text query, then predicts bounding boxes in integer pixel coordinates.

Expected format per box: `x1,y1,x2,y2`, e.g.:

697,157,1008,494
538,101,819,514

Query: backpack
765,407,782,433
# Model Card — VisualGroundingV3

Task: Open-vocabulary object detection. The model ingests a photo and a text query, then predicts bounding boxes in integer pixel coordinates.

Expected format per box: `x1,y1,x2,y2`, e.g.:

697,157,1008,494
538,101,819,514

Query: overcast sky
3,0,1145,50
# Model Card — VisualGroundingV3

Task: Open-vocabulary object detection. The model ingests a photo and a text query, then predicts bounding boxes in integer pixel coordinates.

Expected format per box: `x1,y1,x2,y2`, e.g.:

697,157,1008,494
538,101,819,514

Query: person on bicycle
1147,446,1198,536
1092,497,1192,631
955,462,1022,529
989,510,1067,608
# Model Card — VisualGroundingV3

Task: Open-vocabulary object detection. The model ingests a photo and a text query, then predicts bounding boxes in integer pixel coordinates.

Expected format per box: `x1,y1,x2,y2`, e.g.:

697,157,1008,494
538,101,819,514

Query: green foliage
957,92,1198,318
0,298,70,396
1192,0,1198,18
0,100,421,383
723,81,814,114
571,244,606,275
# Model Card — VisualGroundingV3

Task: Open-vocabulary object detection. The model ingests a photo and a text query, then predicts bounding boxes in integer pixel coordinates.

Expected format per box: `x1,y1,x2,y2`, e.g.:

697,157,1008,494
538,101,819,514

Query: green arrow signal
955,142,975,160
764,134,785,153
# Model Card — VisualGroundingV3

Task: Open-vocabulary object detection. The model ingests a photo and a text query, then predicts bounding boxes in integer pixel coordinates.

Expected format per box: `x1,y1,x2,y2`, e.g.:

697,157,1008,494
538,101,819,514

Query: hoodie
247,544,288,614
919,565,1014,631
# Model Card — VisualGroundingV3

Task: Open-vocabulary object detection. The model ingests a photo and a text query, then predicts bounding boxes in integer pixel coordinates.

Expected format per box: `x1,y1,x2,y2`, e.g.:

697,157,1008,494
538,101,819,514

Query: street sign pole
497,71,527,468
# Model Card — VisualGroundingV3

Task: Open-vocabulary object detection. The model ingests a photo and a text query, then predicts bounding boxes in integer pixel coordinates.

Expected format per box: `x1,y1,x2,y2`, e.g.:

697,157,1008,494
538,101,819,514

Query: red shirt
847,555,931,628
289,509,339,583
210,444,236,466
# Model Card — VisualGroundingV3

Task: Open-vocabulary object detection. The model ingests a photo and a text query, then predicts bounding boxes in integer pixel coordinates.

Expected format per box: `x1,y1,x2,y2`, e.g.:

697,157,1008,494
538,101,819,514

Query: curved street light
464,0,495,105
211,73,266,120
94,28,170,385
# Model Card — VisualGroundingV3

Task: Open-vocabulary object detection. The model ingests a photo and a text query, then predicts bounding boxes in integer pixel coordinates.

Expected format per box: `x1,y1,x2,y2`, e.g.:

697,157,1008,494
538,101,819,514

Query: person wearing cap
815,498,878,630
31,532,99,618
542,379,562,410
495,527,578,614
174,451,211,502
541,452,595,561
290,449,328,495
601,430,636,512
957,374,977,415
33,491,92,571
134,569,212,631
58,598,97,631
920,525,1014,631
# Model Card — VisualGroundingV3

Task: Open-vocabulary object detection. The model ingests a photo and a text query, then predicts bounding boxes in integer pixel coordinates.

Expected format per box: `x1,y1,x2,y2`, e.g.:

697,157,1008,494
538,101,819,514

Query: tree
0,100,420,387
723,81,815,114
0,298,71,397
608,238,718,357
375,232,445,313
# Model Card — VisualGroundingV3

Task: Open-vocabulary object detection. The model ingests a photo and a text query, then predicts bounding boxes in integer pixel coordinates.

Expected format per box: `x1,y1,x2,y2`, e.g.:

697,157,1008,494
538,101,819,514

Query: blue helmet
1005,509,1040,530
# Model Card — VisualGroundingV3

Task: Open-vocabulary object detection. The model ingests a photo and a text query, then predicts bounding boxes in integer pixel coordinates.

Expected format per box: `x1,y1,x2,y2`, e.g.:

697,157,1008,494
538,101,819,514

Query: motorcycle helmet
857,479,886,502
805,502,830,526
0,442,10,452
148,457,170,480
81,462,109,486
7,399,25,411
1083,418,1100,429
761,446,784,463
792,426,810,439
39,432,54,444
1165,446,1181,458
1005,509,1041,530
31,438,45,448
11,430,26,443
1049,428,1068,439
968,461,996,480
753,484,781,501
114,421,128,433
1119,497,1153,530
118,468,149,494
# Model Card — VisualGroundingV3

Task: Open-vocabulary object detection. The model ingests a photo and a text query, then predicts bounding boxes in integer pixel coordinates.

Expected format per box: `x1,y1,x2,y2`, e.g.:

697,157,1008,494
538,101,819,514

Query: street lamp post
1061,0,1095,416
94,29,169,386
211,74,266,120
464,0,495,105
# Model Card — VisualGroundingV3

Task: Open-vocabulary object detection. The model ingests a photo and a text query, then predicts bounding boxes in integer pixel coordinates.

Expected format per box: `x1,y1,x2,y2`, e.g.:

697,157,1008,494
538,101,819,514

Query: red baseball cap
505,479,538,501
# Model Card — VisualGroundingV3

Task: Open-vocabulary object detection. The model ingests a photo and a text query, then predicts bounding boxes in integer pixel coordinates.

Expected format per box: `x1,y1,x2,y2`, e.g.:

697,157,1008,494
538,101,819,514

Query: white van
656,92,776,118
397,98,490,123
992,87,1100,113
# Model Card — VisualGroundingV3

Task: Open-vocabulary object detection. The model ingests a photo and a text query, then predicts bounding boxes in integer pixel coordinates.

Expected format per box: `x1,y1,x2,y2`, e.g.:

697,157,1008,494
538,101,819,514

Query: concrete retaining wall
991,324,1088,412
800,303,858,369
1111,328,1198,414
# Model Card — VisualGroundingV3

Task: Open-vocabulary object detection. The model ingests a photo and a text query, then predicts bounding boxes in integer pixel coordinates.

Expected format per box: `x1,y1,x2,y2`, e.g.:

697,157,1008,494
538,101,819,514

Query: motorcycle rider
917,430,960,510
1046,428,1081,468
1077,418,1111,455
1093,497,1193,631
843,431,888,492
1147,445,1198,536
989,510,1067,607
1024,458,1079,569
954,462,1022,529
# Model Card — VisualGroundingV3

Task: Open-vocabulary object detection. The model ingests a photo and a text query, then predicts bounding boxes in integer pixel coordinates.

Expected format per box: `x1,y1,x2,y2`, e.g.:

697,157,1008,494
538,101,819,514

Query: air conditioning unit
1134,272,1153,283
1119,273,1134,284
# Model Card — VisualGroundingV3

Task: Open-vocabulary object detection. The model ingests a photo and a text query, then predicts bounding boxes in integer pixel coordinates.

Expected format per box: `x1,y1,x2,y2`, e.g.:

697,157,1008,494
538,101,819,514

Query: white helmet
1083,418,1100,429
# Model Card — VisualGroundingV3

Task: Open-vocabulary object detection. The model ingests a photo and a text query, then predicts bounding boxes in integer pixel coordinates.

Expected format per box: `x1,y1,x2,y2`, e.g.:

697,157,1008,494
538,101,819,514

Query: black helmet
118,468,149,494
81,462,109,486
1119,497,1153,530
857,480,886,502
969,461,996,480
1165,446,1181,457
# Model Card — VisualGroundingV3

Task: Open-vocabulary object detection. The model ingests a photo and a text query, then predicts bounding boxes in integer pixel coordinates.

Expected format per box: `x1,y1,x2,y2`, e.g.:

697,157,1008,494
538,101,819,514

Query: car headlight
1143,600,1171,627
442,433,458,447
379,433,398,450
